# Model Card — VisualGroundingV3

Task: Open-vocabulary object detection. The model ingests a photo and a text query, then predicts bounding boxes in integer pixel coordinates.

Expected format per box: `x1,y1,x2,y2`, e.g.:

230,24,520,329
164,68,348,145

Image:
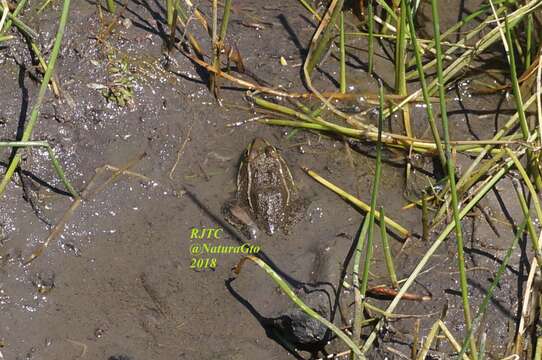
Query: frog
224,137,302,238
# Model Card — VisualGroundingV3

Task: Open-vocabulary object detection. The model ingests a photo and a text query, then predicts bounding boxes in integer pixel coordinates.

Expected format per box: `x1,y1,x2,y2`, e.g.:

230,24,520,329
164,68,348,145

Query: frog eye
264,146,277,156
247,148,258,161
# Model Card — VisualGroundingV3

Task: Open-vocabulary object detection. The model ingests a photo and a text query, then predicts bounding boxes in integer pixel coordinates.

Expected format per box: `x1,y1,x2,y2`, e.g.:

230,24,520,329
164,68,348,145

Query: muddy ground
0,0,531,359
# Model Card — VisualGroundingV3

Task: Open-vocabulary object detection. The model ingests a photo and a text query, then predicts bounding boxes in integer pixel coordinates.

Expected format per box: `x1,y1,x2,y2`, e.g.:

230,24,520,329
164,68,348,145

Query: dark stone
108,355,133,360
269,290,331,348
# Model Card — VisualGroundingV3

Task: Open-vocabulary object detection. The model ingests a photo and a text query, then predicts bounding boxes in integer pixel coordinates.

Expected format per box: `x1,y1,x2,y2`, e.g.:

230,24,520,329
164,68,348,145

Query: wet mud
0,0,531,359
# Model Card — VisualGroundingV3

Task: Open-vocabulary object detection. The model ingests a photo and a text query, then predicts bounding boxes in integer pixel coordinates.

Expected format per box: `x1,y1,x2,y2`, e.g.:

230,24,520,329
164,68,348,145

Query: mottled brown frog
225,138,302,238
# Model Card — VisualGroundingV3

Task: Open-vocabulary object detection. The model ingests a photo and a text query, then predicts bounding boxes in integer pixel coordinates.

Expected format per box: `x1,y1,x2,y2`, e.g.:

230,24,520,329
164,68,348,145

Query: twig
169,125,193,180
303,167,409,237
24,153,146,265
66,339,88,359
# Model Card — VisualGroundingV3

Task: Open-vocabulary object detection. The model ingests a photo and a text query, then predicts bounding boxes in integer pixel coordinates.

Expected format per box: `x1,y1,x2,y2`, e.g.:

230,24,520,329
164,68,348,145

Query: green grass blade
359,83,385,308
512,180,542,267
305,0,344,77
367,0,374,74
405,0,509,76
505,148,542,239
234,256,365,358
430,0,475,355
1,0,27,34
339,11,346,94
395,0,411,138
351,215,371,352
353,85,385,360
0,0,71,198
0,2,38,39
296,0,322,21
106,0,116,13
425,0,542,94
404,0,446,167
362,153,519,354
218,0,233,43
166,0,174,26
379,206,398,288
525,14,533,67
458,218,526,358
0,141,79,199
504,16,529,139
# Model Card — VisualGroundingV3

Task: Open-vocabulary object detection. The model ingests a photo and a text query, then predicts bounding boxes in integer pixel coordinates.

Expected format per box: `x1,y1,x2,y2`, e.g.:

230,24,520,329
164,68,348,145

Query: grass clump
185,0,542,357
174,0,542,354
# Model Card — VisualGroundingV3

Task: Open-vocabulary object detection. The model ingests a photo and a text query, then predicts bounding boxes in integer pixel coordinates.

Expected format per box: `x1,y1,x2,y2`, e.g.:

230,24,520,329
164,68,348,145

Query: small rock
270,290,330,348
108,355,133,360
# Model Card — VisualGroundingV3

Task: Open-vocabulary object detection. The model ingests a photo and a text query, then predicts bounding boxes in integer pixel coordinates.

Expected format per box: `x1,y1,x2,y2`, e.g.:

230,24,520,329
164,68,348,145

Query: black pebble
108,355,133,360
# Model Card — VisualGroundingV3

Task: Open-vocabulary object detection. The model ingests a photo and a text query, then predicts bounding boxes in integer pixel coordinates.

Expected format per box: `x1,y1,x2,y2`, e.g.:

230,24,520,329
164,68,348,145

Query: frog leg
237,148,255,210
278,156,296,206
245,153,254,210
236,159,244,193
